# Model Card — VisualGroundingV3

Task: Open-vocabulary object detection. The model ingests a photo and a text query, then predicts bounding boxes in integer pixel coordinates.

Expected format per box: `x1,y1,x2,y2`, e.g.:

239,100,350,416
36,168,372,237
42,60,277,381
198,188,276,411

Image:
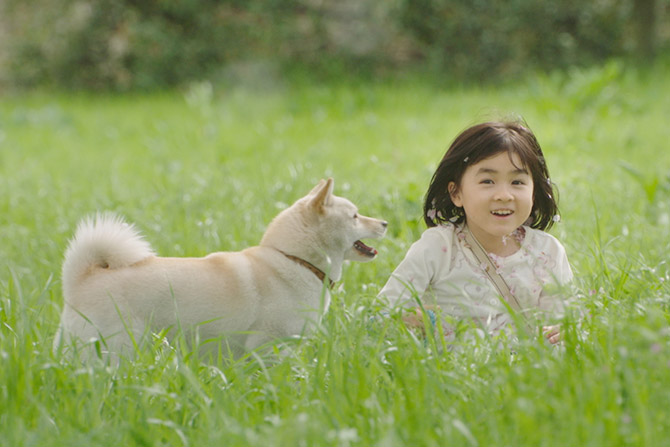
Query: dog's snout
381,221,388,228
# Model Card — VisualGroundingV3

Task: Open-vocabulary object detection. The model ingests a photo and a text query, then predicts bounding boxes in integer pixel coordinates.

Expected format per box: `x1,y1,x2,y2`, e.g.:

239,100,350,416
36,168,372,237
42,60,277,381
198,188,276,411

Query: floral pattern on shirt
379,223,573,335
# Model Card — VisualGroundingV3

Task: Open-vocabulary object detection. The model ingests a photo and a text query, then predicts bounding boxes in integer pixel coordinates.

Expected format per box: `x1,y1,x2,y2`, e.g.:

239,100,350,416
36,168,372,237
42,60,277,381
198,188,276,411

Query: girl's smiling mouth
491,209,514,216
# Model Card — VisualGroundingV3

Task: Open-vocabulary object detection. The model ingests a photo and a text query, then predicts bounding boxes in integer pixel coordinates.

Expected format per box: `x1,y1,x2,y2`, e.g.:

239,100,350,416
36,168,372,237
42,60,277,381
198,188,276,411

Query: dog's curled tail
62,213,155,286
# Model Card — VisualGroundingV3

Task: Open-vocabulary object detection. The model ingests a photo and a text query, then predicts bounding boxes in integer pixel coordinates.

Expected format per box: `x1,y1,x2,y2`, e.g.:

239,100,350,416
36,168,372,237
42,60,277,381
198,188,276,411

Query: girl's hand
402,305,439,337
542,325,561,344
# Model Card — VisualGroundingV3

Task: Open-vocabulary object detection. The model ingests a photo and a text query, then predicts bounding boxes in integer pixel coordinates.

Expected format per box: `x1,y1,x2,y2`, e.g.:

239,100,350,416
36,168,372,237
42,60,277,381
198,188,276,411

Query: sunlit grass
1,62,670,445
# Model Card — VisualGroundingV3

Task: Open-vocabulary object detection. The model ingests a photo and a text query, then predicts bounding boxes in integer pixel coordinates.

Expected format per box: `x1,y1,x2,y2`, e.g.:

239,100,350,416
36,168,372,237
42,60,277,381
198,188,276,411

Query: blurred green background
1,0,668,91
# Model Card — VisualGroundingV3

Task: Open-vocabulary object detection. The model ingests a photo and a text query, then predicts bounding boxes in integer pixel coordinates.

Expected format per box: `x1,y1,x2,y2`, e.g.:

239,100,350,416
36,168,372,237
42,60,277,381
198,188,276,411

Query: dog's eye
353,213,358,219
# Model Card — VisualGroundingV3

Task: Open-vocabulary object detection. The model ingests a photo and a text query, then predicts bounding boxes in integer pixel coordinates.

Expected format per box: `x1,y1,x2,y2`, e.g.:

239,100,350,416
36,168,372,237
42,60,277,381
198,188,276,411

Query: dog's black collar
277,250,334,289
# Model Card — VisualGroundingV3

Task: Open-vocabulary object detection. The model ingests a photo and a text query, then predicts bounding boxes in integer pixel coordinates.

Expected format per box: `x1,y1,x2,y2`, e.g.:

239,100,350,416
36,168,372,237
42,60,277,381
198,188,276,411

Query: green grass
2,61,670,446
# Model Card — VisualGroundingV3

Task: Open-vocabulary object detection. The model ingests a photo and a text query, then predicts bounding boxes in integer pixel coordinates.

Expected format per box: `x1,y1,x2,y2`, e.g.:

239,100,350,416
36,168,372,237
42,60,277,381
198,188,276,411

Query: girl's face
449,151,534,253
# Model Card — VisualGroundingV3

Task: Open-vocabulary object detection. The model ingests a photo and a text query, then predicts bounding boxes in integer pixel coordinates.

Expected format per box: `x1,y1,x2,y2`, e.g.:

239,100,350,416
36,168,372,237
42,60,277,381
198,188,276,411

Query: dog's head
306,178,387,263
261,178,387,277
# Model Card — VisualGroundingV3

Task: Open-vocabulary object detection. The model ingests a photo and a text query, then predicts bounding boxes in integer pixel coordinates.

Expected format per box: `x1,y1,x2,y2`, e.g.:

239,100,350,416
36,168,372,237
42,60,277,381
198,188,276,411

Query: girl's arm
379,229,449,335
538,237,574,344
378,228,445,307
537,239,574,313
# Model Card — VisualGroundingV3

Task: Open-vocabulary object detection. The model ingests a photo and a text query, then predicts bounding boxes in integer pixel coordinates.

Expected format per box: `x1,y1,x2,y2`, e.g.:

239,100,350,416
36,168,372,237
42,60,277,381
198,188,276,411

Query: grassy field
1,61,670,446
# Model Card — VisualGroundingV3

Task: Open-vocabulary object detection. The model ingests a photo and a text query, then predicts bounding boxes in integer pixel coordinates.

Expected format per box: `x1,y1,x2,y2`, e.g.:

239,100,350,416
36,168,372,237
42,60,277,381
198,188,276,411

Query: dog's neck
277,250,335,289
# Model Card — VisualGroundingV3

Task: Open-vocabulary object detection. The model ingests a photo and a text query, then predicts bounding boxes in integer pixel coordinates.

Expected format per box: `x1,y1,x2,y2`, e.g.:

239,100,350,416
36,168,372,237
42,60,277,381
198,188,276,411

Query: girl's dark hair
423,120,559,231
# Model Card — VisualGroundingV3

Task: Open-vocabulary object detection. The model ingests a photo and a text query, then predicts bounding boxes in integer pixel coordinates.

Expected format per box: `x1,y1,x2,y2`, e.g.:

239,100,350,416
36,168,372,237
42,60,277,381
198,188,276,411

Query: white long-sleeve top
379,223,573,334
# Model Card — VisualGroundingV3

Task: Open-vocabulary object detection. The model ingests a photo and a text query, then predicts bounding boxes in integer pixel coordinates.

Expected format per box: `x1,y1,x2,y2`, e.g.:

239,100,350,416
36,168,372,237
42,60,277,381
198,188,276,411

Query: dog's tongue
354,240,377,257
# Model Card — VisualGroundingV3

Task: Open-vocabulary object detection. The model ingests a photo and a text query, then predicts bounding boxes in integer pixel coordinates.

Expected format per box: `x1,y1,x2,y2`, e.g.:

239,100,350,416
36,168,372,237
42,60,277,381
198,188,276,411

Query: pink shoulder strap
462,224,531,330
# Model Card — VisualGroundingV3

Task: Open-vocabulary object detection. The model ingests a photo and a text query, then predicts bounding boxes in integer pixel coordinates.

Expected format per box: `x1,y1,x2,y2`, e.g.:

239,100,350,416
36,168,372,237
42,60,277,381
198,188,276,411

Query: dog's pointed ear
308,179,327,196
309,178,334,213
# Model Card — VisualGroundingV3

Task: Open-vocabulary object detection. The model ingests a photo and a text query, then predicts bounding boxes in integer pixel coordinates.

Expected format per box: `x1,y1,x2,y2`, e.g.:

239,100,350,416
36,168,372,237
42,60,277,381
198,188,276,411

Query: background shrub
399,0,637,79
0,0,668,90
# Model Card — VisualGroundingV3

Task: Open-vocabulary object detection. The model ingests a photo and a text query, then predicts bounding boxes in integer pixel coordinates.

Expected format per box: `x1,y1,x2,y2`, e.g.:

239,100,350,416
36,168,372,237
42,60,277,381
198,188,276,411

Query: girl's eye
512,179,528,185
480,179,494,184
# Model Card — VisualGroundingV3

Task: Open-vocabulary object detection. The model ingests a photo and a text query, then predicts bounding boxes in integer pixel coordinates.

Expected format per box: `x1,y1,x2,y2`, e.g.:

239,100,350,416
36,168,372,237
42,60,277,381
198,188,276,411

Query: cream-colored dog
54,178,387,360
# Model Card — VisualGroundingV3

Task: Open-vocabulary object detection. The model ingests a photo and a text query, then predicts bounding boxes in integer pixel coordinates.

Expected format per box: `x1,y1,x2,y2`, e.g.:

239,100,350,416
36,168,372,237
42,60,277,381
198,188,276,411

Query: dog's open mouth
354,240,378,258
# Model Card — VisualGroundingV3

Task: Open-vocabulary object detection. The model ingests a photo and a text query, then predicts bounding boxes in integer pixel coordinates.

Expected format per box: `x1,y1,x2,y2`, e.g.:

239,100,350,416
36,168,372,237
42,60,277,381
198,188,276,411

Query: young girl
379,120,572,344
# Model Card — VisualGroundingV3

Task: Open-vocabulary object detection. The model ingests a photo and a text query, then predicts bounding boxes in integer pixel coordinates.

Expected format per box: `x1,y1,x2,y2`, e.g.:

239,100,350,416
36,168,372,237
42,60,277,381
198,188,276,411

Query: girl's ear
448,182,462,207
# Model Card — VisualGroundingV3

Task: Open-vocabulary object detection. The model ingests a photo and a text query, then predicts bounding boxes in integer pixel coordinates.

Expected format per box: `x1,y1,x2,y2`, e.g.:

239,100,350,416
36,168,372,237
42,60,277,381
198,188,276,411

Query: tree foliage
0,0,667,90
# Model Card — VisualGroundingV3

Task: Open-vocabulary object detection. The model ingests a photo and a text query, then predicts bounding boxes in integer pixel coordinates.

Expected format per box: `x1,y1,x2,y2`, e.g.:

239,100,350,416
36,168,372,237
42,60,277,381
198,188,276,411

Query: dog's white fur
54,179,387,360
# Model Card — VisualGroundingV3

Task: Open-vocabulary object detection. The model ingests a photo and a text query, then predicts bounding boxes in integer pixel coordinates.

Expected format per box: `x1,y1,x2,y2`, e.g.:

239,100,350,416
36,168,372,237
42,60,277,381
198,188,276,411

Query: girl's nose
494,185,514,201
